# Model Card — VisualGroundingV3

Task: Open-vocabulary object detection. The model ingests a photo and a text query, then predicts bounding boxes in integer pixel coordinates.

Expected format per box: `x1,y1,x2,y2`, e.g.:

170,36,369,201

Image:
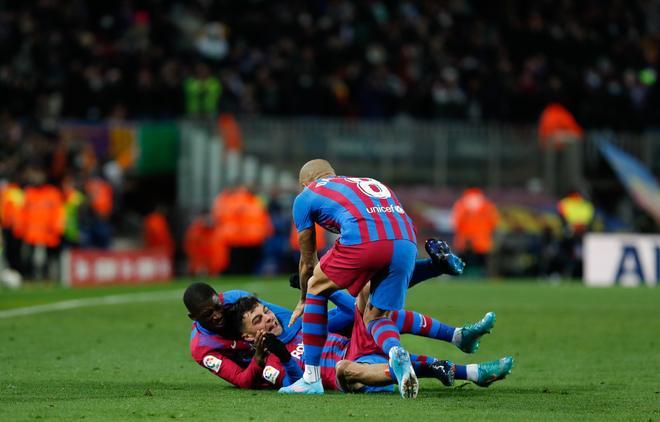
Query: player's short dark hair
183,282,217,314
223,296,260,339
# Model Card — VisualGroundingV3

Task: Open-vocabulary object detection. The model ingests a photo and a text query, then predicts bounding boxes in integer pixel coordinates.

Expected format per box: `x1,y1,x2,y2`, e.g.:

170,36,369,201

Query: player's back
293,176,416,245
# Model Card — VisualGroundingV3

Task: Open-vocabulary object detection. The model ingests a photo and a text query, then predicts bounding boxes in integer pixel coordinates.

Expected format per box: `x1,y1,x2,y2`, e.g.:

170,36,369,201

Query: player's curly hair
223,296,260,340
183,282,216,314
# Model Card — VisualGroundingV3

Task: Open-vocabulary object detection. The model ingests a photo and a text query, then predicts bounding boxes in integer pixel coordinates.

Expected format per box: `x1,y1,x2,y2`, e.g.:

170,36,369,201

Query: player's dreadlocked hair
223,296,260,340
183,282,217,314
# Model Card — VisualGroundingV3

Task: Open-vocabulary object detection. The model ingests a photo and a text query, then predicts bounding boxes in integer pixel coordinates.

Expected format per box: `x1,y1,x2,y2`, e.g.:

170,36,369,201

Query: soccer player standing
281,159,420,397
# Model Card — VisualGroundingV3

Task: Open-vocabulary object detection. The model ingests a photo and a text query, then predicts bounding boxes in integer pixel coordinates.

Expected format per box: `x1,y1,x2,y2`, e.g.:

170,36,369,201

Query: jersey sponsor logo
365,204,405,214
202,355,222,373
263,366,280,384
291,343,304,360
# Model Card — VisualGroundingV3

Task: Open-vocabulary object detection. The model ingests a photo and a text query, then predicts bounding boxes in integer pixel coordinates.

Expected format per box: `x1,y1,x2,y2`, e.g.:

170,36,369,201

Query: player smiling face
190,293,227,331
240,302,283,339
184,283,228,333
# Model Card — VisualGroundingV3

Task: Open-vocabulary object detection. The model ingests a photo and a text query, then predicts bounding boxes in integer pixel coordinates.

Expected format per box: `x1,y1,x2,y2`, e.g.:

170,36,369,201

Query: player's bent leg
294,265,342,394
390,310,457,343
454,311,496,353
474,356,513,387
364,306,419,398
335,360,394,393
307,263,342,296
410,355,455,387
454,356,514,387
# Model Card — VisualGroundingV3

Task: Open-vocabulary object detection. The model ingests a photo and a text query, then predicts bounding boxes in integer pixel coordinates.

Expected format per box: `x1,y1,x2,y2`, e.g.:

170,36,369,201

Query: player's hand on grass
253,330,267,366
288,300,305,327
263,333,290,362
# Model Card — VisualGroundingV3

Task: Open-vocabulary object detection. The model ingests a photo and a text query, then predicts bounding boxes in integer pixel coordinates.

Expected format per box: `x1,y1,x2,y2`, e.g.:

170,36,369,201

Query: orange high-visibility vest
452,188,499,254
289,223,327,251
1,183,24,230
208,226,229,275
184,218,229,275
86,179,113,218
19,185,65,247
234,191,273,247
538,103,584,149
144,211,175,256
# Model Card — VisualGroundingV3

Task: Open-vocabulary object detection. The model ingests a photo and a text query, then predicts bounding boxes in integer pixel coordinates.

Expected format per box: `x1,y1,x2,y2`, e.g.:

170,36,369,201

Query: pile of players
183,159,513,397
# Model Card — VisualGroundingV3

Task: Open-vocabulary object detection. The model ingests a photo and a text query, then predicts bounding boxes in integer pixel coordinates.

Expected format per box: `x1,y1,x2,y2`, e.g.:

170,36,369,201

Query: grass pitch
1,277,659,421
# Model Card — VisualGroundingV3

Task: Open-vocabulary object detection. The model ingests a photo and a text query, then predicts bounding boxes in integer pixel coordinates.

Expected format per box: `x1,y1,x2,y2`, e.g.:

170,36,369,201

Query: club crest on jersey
202,355,222,373
263,365,280,384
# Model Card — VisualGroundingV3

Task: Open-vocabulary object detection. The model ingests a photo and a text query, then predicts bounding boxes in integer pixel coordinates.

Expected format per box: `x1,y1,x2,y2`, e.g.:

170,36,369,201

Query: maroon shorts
319,239,416,310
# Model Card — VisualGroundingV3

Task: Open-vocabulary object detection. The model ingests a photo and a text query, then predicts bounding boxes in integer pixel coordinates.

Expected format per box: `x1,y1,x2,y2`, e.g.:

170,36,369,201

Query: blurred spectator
61,175,87,248
0,1,659,128
557,189,595,279
85,176,113,248
538,103,584,149
212,186,273,274
538,102,585,194
451,187,499,276
195,22,229,61
289,222,328,258
17,170,65,280
143,207,175,258
184,63,222,117
0,177,24,272
184,213,228,276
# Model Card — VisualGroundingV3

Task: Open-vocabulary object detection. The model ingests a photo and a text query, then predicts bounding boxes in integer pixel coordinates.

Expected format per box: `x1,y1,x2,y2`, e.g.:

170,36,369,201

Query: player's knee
307,273,338,296
336,360,359,382
362,304,388,325
336,360,364,393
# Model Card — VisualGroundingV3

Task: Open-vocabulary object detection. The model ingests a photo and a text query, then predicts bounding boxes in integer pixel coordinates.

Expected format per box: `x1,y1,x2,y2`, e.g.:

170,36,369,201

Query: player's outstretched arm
199,351,264,389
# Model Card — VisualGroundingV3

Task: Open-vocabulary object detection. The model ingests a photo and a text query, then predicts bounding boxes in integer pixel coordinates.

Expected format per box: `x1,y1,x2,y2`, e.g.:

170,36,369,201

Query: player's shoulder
223,289,252,304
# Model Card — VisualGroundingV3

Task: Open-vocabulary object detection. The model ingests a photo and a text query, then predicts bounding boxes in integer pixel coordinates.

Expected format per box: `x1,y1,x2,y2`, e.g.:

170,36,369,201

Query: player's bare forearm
288,228,318,327
297,228,318,299
298,256,316,298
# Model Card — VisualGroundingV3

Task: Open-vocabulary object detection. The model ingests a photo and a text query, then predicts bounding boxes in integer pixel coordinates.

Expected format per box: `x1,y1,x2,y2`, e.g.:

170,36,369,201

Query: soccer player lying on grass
223,286,512,393
184,239,465,389
185,282,354,389
333,283,513,393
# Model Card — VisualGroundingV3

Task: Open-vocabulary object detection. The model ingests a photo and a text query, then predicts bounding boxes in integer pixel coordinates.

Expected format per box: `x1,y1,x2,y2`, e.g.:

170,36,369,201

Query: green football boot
456,311,496,353
474,356,514,387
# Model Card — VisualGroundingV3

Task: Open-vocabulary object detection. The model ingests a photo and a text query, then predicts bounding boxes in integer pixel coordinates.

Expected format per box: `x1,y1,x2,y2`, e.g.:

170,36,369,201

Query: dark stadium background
0,0,658,283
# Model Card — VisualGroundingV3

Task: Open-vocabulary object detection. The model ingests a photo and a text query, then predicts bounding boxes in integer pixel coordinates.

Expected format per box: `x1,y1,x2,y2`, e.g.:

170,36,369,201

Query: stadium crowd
1,0,660,128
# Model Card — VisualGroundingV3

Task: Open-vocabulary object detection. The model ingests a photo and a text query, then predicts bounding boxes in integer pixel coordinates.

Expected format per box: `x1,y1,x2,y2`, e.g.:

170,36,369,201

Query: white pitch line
0,289,182,319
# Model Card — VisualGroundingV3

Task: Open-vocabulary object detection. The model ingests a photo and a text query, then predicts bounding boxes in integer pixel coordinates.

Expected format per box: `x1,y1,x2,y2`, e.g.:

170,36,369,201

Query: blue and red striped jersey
293,176,416,245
